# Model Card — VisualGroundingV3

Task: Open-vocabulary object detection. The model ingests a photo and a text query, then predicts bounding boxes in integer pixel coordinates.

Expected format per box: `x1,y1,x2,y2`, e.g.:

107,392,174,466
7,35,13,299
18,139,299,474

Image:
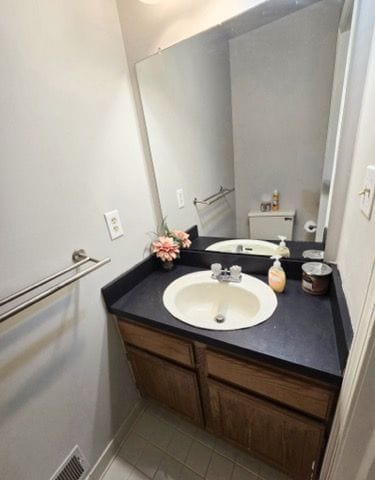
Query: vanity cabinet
118,317,337,480
208,380,324,479
205,350,334,421
118,320,195,368
127,346,203,425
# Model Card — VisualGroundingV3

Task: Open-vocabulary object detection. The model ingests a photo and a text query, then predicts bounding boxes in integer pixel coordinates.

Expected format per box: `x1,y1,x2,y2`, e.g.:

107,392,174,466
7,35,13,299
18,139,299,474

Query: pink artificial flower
152,236,180,262
171,230,192,249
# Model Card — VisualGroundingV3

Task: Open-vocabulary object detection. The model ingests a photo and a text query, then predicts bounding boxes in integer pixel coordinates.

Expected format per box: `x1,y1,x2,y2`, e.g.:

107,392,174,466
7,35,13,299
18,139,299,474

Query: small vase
161,260,174,271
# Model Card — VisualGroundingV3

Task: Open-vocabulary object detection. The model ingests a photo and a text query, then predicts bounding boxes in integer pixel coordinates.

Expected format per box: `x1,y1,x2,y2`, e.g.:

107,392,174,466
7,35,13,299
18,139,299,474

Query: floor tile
133,411,161,440
235,451,262,475
149,418,174,450
193,428,216,448
110,403,292,480
146,401,165,418
145,401,182,428
118,432,148,465
258,463,289,480
167,428,193,463
176,418,198,438
213,438,240,462
231,464,258,480
128,469,151,480
185,440,213,477
135,442,164,478
154,454,184,480
158,407,182,426
144,403,202,438
102,456,134,480
205,452,234,480
179,466,204,480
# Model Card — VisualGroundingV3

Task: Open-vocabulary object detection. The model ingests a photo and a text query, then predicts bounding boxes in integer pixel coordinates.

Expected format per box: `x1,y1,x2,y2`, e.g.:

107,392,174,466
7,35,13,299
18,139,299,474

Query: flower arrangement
152,219,192,267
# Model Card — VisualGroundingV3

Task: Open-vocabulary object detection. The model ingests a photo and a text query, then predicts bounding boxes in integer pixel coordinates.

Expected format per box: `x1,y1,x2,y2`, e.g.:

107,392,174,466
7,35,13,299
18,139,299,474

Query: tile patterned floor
101,402,291,480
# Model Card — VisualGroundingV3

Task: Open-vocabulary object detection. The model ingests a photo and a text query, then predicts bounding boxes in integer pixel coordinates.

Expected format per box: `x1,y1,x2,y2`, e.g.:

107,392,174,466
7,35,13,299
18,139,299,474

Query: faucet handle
230,265,242,279
211,263,222,277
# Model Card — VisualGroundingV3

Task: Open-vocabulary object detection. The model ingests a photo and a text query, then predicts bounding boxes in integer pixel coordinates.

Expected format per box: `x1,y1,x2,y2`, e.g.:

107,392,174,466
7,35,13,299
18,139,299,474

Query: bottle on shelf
272,190,279,211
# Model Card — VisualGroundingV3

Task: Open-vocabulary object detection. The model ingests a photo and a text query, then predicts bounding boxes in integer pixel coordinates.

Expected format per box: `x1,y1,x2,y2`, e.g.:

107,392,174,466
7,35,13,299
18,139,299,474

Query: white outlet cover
360,166,375,220
104,210,124,240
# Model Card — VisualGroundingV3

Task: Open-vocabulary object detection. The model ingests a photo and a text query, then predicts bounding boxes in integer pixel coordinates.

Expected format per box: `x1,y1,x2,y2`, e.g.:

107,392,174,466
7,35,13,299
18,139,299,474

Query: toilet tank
248,210,295,240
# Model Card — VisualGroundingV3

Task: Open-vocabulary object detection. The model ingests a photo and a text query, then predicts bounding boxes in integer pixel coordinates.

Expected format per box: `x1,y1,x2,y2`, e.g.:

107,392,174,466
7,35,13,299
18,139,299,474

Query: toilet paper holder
304,220,317,233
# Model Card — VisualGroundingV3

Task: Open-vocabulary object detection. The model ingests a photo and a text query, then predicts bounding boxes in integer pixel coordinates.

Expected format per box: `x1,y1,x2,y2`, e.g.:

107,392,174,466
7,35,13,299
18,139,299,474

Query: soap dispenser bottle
268,255,286,293
276,235,290,258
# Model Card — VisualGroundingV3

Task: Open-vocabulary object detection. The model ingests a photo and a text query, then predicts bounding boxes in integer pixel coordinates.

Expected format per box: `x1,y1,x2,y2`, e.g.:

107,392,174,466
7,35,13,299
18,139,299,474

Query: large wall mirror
136,0,350,258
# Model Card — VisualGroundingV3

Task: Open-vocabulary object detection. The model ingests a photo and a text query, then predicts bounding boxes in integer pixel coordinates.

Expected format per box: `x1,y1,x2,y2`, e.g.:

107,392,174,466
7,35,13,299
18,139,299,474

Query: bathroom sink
206,239,279,256
163,271,277,331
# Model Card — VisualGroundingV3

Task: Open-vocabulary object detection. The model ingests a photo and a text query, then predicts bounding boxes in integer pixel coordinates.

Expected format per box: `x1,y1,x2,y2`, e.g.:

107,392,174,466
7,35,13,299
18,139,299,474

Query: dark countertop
103,252,350,385
190,236,324,260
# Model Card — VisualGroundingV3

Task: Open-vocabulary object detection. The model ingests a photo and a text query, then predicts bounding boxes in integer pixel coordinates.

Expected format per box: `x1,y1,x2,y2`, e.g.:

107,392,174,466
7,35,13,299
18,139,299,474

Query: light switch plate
104,210,124,240
176,188,185,209
360,166,375,219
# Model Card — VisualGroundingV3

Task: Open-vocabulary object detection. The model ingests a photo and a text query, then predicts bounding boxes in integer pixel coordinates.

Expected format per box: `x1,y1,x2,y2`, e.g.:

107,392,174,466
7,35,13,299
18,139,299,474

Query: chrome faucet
235,244,244,253
211,263,242,283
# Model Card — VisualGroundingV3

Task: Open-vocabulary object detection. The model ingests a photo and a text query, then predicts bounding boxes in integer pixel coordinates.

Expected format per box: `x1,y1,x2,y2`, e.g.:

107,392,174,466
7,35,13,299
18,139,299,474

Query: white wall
137,33,236,236
116,0,265,64
321,26,375,480
230,1,341,240
336,20,375,331
316,29,350,242
114,0,268,228
0,1,155,479
325,0,375,261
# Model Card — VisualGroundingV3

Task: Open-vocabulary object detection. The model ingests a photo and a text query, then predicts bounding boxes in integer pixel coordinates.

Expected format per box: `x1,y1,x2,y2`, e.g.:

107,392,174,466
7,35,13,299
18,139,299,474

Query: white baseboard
87,399,146,480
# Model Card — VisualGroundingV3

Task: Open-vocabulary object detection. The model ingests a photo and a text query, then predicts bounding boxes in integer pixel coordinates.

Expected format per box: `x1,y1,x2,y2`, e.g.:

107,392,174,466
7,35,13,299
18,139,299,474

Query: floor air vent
50,445,90,480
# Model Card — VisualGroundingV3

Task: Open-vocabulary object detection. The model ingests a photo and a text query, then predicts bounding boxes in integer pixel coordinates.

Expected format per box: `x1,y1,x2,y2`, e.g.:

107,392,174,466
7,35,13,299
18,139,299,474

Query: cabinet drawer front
118,319,195,368
127,346,203,426
208,380,325,480
206,350,335,420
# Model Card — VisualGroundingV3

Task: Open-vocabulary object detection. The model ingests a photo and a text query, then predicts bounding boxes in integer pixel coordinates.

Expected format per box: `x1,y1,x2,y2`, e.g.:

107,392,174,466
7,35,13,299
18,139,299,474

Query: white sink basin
163,271,277,331
206,239,279,256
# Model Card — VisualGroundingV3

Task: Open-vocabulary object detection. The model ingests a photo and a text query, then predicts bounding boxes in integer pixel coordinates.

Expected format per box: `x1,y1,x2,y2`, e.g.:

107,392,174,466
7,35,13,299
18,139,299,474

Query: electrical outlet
359,166,375,219
104,210,124,240
176,188,185,209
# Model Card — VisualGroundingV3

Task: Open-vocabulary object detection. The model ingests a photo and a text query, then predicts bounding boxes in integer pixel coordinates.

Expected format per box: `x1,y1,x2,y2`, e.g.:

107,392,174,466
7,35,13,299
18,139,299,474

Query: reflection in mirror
136,0,349,257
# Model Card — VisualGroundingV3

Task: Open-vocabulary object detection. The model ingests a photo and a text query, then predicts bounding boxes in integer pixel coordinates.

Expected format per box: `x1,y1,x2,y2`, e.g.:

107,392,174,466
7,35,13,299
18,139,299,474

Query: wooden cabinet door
208,380,325,480
206,349,336,420
127,346,203,426
119,319,195,367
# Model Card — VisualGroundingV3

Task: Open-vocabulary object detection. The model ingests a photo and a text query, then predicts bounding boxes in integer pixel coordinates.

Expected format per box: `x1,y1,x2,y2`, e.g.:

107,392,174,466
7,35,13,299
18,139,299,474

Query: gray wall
137,32,236,236
230,1,341,240
0,1,155,479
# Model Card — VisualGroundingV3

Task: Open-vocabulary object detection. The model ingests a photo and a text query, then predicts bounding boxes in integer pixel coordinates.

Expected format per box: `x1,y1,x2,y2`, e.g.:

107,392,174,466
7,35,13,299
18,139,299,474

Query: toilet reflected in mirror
248,211,295,241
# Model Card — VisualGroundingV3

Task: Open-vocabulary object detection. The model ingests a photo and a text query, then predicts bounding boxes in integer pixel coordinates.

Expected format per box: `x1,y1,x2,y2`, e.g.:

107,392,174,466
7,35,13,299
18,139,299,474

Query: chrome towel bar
193,186,235,206
0,249,111,324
